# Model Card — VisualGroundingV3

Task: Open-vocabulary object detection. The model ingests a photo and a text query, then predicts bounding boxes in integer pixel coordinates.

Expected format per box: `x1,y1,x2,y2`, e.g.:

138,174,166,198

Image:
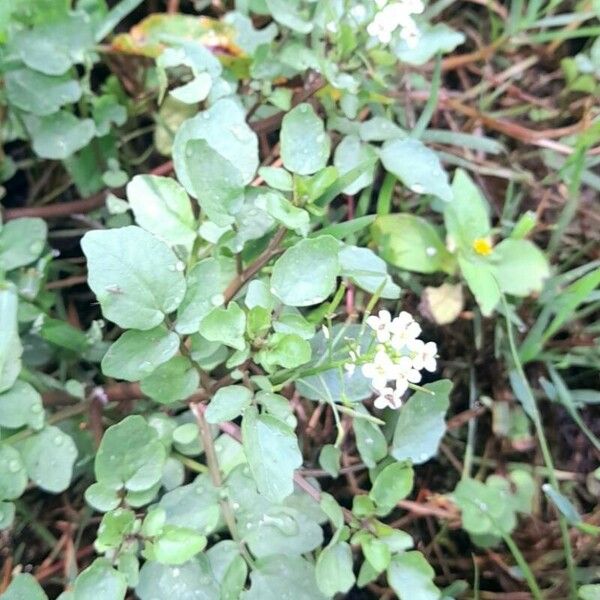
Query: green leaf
184,139,245,226
255,191,310,236
491,239,550,297
372,214,454,274
0,380,44,431
199,302,246,351
387,551,441,600
354,410,388,468
18,426,77,493
319,444,341,477
0,501,15,529
205,385,253,424
225,11,278,53
136,558,219,600
281,104,330,175
0,285,21,394
146,525,207,565
0,574,48,600
176,257,236,335
579,584,600,600
173,97,258,191
270,236,339,306
393,23,465,66
72,558,127,600
127,175,197,251
333,135,377,195
28,112,95,160
265,0,313,34
84,482,120,512
0,218,47,271
458,255,501,316
82,226,186,330
212,547,247,599
159,476,220,535
370,463,414,512
339,245,401,298
379,138,452,203
5,69,81,116
95,415,166,492
140,356,199,404
444,169,491,248
453,478,516,536
257,166,293,191
95,508,136,551
316,542,355,596
243,555,326,600
259,333,312,370
391,380,452,464
12,13,94,75
361,535,391,572
0,445,27,500
242,406,302,503
101,326,180,382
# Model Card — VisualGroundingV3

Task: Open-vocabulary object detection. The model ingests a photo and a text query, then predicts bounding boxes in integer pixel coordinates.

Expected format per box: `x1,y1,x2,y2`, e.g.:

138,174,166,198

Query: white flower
393,357,422,398
390,312,422,350
374,386,404,410
366,309,393,343
362,348,396,390
399,17,420,48
367,17,394,44
409,339,438,372
402,0,425,14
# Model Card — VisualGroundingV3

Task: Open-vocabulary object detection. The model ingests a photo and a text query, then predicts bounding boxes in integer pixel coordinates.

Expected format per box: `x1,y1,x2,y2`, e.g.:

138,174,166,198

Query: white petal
425,341,438,356
366,315,380,331
395,376,409,395
361,363,376,378
374,394,389,410
407,368,422,383
379,310,392,324
406,321,422,339
371,374,389,391
407,338,424,353
424,356,437,372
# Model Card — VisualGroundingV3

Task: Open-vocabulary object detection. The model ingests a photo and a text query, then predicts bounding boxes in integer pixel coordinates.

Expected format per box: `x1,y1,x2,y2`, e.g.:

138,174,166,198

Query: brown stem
189,403,254,565
222,227,286,304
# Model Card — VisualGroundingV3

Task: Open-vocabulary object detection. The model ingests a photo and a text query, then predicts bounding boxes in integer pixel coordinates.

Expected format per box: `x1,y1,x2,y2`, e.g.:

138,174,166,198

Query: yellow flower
472,238,493,256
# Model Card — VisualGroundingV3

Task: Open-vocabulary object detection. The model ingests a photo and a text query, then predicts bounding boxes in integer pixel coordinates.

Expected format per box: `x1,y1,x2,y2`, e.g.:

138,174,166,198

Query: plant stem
501,294,577,598
189,403,255,568
502,533,543,600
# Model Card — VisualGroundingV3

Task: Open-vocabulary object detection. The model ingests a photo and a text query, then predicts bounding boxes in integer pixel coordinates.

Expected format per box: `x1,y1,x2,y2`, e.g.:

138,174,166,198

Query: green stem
502,533,543,600
501,294,577,598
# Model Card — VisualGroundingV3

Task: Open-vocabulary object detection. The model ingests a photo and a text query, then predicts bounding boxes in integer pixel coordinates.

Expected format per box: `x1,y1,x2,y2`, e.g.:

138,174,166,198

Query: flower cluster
360,310,437,410
367,0,424,47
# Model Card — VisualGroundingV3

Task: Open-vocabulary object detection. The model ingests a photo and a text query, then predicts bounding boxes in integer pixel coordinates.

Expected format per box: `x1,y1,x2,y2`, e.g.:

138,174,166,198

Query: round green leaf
29,112,95,160
0,218,47,271
101,326,180,382
241,406,302,503
391,380,452,464
5,69,81,116
173,97,258,191
280,104,330,175
369,463,414,511
333,135,377,194
127,175,197,251
387,551,441,600
315,542,355,596
372,214,454,274
205,385,253,424
199,302,246,351
0,573,48,600
72,558,127,600
18,426,77,493
82,226,187,330
0,445,27,500
95,415,166,492
140,356,199,404
270,236,339,306
0,380,44,431
380,138,452,203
